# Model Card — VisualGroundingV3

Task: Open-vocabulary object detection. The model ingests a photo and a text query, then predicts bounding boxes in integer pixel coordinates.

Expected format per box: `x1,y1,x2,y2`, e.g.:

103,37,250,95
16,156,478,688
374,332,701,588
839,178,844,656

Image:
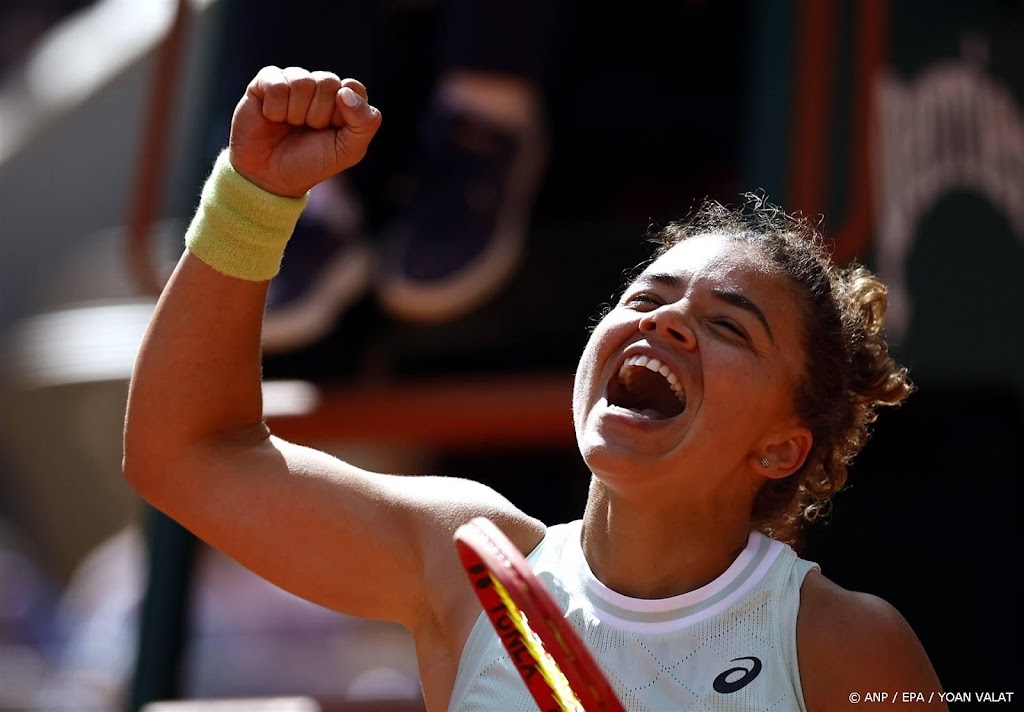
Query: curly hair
649,194,914,546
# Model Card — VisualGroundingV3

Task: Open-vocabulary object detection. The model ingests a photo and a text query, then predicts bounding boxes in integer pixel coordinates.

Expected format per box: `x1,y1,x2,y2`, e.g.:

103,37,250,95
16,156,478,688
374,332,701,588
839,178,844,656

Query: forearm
126,253,268,462
124,153,305,479
123,66,445,630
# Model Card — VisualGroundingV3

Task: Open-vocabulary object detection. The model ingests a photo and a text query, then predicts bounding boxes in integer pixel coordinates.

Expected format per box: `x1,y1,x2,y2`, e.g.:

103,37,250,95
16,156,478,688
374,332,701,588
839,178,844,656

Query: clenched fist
228,66,382,198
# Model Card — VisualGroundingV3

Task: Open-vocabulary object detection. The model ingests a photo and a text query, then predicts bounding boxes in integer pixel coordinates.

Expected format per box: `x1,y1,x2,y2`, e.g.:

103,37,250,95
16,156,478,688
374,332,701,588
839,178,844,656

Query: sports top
449,519,818,711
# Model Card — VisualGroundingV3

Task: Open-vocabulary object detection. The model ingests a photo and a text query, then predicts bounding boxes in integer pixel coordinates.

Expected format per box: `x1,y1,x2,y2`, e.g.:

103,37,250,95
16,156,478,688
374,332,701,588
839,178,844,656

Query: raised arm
122,67,543,632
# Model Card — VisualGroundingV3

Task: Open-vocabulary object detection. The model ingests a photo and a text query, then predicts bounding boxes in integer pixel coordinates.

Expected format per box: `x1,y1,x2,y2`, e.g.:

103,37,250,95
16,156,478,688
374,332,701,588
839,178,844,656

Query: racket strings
489,573,586,712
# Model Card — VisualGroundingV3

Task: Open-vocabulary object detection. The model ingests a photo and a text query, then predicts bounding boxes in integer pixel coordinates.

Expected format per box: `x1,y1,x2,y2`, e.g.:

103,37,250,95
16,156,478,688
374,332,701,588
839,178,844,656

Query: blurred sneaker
261,178,372,353
376,103,546,322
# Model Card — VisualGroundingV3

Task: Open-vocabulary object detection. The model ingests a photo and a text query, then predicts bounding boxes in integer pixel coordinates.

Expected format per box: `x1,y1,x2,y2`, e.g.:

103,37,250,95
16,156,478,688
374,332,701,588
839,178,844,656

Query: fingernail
340,87,359,108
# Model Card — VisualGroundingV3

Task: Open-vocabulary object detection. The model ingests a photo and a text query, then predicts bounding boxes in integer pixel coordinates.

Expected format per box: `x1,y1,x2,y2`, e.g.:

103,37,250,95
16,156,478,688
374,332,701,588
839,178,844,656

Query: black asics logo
713,656,762,693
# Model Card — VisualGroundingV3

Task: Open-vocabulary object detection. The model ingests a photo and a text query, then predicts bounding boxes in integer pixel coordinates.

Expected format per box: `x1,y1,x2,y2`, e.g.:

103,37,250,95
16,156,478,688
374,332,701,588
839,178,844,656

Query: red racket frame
454,517,625,712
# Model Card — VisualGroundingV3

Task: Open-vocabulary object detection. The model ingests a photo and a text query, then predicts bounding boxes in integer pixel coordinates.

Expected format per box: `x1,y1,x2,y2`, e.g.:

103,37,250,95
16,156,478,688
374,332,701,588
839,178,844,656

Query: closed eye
626,293,663,308
713,319,749,341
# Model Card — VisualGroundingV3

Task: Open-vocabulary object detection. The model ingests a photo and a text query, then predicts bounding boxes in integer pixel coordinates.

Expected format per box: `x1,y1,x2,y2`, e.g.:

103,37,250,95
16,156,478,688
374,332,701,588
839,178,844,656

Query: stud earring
760,457,771,468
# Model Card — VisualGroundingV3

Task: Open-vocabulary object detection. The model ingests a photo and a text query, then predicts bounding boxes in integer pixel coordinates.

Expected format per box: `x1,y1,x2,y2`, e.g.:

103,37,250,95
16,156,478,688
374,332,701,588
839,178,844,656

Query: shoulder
405,475,547,557
412,475,546,637
797,570,946,711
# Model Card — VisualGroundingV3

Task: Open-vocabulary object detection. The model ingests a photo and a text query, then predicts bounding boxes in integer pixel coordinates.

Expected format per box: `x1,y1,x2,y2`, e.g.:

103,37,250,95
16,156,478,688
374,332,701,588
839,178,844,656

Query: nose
638,306,696,349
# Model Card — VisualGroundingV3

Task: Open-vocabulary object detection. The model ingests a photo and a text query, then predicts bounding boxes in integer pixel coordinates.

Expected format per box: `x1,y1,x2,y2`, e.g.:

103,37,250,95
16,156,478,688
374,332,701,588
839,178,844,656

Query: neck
581,477,754,599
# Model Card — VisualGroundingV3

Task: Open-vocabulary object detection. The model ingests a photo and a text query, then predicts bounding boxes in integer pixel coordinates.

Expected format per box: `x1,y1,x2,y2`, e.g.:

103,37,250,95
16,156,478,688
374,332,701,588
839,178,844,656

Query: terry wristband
184,149,308,281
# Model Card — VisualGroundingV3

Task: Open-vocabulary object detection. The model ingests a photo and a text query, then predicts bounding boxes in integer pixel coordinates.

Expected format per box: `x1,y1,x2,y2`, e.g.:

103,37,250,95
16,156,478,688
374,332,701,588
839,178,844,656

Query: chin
579,436,661,488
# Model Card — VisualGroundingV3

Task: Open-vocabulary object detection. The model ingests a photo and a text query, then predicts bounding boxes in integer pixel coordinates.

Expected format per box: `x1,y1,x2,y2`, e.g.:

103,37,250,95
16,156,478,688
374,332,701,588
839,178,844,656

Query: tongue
635,407,667,420
611,404,671,420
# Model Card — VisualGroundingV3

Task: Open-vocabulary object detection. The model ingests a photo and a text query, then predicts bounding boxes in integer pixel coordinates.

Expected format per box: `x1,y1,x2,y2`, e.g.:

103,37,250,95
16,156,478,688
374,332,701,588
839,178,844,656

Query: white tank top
449,520,818,712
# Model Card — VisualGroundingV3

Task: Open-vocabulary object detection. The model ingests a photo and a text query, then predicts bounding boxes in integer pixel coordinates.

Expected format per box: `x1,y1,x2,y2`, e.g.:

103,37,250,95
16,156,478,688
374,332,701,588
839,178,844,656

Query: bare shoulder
797,570,947,711
396,473,545,708
400,473,546,568
410,474,546,638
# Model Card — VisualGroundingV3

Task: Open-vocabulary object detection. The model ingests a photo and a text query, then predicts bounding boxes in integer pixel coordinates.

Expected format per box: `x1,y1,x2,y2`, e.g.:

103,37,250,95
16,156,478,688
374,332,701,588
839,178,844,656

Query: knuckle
312,71,341,85
291,76,316,93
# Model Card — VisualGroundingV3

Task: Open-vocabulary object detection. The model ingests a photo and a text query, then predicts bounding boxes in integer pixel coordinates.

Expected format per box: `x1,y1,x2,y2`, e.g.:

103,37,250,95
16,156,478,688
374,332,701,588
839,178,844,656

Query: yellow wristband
184,149,308,281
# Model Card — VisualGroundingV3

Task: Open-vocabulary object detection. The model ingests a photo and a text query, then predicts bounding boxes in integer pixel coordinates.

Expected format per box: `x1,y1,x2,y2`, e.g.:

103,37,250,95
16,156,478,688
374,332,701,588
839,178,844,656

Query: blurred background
0,0,1021,710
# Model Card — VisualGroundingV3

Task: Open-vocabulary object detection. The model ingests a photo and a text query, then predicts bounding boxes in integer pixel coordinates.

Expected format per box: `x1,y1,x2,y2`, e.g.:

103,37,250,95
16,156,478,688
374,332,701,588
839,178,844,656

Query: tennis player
124,67,946,711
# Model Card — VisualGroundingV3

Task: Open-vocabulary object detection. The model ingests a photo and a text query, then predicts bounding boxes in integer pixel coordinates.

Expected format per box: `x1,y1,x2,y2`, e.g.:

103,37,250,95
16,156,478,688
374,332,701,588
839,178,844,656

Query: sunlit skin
573,235,813,598
124,66,948,711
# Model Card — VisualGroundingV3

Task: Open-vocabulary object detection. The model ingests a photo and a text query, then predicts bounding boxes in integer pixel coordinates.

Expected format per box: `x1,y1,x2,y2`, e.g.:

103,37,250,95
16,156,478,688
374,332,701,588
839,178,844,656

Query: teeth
618,354,687,406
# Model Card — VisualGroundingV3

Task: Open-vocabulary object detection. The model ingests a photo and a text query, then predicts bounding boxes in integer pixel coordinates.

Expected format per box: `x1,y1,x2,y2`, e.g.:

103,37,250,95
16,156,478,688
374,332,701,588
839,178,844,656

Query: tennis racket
454,517,625,712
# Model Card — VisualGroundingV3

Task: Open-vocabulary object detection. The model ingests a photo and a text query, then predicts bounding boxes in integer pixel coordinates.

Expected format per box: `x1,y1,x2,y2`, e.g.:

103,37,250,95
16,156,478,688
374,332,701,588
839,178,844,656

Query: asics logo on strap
712,656,762,693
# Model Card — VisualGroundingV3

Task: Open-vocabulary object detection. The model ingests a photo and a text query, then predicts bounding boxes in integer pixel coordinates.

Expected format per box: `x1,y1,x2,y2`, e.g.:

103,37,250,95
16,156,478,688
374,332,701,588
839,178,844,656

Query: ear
750,425,813,480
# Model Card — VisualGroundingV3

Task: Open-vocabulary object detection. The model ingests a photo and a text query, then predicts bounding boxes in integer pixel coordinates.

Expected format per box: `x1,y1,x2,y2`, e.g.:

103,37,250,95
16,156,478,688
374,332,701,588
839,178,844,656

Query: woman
124,66,945,711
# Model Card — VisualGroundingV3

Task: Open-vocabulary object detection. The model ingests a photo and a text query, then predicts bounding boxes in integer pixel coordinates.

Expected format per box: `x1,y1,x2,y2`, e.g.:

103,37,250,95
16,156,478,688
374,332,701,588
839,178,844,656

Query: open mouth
606,354,687,420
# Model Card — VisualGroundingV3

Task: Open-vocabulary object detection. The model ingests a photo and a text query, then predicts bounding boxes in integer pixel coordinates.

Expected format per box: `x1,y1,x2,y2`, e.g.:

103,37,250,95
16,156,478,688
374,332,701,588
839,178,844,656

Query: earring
760,457,770,468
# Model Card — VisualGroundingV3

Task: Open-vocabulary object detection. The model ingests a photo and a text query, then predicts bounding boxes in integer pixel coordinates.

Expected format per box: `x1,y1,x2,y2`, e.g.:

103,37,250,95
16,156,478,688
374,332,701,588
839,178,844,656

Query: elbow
122,419,271,500
122,443,146,492
123,396,159,495
122,430,164,499
122,431,199,515
122,413,181,500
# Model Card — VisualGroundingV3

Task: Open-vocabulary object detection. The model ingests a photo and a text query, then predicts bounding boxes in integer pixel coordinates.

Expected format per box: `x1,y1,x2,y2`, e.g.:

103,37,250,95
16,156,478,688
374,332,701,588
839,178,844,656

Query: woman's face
573,234,809,496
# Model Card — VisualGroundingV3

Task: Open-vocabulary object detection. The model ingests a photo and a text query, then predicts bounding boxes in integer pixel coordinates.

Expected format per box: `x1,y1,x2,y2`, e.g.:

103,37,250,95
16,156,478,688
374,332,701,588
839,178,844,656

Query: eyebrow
644,273,776,345
647,273,682,289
